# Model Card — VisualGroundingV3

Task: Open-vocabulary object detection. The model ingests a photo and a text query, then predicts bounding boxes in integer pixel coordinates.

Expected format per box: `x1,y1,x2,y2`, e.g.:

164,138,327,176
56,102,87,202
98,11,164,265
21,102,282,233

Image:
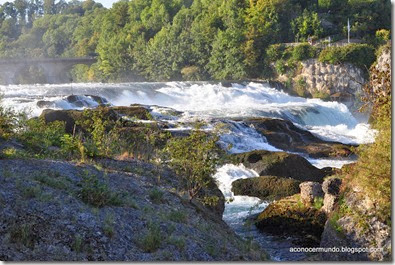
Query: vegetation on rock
231,175,300,200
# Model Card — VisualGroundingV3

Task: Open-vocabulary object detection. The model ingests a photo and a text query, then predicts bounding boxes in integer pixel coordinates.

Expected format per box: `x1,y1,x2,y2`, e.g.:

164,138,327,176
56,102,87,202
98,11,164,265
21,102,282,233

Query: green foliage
163,123,220,200
291,43,317,61
319,44,376,69
79,171,122,208
18,118,66,155
138,222,163,253
291,10,323,42
312,197,324,210
167,210,187,223
0,99,18,139
0,0,390,82
375,29,390,46
149,188,164,204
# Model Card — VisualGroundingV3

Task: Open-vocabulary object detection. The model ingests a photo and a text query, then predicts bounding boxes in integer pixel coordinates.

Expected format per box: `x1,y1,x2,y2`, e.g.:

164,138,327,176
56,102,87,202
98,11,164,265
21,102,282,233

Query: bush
149,188,164,204
138,222,163,253
375,29,390,46
18,118,66,155
266,44,287,62
0,99,18,139
291,43,317,61
79,171,122,207
318,44,376,69
163,123,220,201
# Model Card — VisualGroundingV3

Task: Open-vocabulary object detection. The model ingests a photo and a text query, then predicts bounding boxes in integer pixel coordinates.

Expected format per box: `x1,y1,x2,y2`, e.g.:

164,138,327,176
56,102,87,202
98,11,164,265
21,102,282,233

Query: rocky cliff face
277,59,366,110
319,43,391,261
297,59,365,97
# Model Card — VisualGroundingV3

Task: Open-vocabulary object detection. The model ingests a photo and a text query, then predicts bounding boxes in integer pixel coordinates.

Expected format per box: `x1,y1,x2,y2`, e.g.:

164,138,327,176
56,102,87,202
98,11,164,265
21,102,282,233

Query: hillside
0,0,390,83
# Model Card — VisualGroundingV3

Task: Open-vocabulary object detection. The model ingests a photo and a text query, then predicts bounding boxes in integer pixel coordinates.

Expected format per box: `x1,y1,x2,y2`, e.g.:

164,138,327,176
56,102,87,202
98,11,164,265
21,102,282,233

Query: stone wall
298,59,365,95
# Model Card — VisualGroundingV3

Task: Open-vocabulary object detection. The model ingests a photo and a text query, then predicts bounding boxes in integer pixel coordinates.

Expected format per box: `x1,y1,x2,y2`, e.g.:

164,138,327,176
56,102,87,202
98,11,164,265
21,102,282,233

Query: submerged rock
231,175,300,200
243,118,354,158
233,150,332,182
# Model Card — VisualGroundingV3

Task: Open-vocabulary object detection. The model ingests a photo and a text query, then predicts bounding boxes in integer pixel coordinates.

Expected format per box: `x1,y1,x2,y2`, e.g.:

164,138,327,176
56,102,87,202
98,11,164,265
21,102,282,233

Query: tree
14,0,28,26
43,0,54,14
164,124,220,201
291,9,323,42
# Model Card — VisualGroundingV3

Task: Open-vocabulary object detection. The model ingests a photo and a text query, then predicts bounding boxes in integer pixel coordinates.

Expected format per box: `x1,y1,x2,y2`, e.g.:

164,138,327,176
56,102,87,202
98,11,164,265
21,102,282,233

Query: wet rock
40,105,152,134
299,182,323,205
37,100,54,108
231,175,300,200
243,118,354,158
233,150,331,182
255,194,326,247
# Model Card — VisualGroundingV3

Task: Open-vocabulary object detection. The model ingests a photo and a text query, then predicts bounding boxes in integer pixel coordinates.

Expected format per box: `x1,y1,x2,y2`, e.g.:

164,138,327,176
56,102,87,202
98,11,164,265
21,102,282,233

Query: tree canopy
0,0,390,82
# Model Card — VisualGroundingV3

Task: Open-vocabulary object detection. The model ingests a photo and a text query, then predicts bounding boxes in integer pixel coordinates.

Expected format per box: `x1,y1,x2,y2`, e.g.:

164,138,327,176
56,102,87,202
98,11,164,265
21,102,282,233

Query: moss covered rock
233,150,332,182
231,175,300,200
256,194,327,247
40,105,152,134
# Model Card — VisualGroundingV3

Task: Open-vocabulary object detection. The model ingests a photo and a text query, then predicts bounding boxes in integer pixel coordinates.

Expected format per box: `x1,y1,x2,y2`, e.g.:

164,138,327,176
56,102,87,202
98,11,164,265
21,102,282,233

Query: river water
0,81,376,260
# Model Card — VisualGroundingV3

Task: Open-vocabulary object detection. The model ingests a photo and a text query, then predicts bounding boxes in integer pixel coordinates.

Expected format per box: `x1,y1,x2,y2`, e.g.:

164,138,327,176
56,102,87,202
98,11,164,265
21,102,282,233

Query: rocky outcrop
320,187,391,261
319,44,391,261
233,150,333,182
255,194,327,247
299,182,324,206
0,157,264,261
296,59,365,102
40,105,153,134
321,178,342,213
244,118,354,158
231,175,300,200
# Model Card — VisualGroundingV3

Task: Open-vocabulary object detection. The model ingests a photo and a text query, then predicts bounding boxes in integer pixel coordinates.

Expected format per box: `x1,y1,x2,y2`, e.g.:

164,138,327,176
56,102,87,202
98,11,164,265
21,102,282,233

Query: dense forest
0,0,391,82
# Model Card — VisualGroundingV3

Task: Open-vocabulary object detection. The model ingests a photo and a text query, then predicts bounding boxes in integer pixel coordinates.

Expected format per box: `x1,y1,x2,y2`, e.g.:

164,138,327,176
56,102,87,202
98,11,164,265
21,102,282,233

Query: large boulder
40,105,152,134
233,150,332,182
231,175,300,200
255,194,327,247
243,118,354,158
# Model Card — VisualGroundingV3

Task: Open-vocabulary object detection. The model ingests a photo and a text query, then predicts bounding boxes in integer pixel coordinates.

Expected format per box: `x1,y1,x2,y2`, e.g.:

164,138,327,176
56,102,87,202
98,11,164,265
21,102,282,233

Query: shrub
18,118,66,155
291,43,317,61
266,44,287,62
79,172,122,207
0,103,17,139
149,188,164,204
318,44,376,69
138,222,163,253
181,66,202,81
313,197,324,210
375,29,390,46
167,210,187,223
163,123,220,201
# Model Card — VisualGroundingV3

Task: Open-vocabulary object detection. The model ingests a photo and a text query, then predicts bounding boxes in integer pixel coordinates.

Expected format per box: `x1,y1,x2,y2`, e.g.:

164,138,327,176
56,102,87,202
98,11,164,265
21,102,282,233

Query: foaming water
0,81,374,145
213,164,306,260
